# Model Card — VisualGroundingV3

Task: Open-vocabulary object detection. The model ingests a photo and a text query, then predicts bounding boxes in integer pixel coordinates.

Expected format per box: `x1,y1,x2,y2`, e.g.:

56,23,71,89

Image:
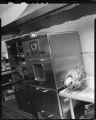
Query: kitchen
1,3,95,119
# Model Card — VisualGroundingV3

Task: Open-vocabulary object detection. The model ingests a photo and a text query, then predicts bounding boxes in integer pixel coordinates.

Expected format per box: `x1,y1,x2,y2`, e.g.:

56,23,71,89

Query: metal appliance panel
25,58,56,89
22,35,51,59
49,32,83,89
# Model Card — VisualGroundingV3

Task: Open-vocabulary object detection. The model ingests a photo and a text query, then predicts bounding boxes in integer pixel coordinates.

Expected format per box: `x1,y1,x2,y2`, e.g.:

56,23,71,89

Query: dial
31,41,38,51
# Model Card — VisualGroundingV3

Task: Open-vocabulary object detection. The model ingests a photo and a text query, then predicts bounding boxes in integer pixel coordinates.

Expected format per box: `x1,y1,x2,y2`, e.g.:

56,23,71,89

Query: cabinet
31,86,61,119
59,77,94,119
15,86,38,118
1,70,15,102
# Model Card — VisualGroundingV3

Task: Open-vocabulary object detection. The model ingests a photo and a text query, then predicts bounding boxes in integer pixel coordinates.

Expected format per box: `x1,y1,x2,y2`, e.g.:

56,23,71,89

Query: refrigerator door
49,32,83,89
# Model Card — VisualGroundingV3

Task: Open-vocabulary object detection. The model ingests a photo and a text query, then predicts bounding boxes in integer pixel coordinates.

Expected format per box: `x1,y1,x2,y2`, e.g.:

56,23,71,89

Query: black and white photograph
1,3,95,119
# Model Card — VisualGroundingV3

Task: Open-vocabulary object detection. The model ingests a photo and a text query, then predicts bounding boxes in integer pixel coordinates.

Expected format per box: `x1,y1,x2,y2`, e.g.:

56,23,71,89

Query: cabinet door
2,73,12,85
7,42,20,68
15,87,38,118
35,87,62,118
38,110,59,119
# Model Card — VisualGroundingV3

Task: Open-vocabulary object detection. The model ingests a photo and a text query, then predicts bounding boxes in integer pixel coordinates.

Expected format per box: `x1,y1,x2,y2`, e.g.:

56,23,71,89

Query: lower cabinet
37,111,59,119
15,87,38,118
32,86,62,119
15,85,64,119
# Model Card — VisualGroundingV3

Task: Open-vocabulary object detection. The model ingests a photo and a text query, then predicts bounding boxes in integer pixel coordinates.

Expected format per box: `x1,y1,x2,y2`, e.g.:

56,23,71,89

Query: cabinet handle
36,87,40,90
41,110,54,118
42,90,49,93
40,58,46,61
41,110,44,113
27,102,31,105
48,114,54,118
36,88,49,93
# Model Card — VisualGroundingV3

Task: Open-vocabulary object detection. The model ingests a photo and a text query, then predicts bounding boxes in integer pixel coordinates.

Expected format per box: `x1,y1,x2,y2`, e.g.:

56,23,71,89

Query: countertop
59,76,94,103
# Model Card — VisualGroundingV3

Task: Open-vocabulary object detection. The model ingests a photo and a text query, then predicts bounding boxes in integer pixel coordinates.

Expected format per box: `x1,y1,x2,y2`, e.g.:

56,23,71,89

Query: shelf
2,70,11,76
59,76,94,103
1,79,23,87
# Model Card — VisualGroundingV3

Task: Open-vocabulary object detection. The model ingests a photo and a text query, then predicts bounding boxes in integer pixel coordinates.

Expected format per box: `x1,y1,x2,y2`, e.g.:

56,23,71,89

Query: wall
0,3,28,27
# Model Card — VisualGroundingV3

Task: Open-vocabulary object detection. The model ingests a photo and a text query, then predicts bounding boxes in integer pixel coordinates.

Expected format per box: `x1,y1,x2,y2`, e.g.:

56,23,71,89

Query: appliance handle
35,87,49,93
48,114,54,118
41,110,54,118
35,87,40,90
42,89,49,93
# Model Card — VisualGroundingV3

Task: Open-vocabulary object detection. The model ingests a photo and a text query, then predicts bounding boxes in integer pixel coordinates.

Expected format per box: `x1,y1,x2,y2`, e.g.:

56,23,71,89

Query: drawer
2,73,12,85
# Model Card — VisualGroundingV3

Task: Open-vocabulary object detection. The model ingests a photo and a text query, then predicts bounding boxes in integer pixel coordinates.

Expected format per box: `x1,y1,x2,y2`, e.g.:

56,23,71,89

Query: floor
2,99,35,119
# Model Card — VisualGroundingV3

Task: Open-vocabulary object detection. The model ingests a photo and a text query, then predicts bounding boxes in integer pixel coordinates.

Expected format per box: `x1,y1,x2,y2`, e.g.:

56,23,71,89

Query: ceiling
1,3,80,35
0,3,28,26
0,3,50,27
0,3,67,27
0,3,14,15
